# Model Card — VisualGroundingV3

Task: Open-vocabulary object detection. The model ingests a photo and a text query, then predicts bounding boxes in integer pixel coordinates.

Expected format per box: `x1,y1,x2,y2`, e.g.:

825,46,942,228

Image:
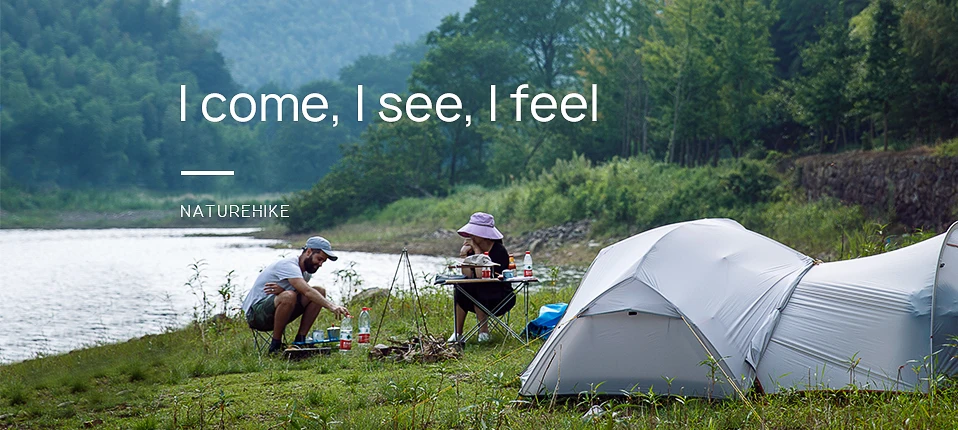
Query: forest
282,0,958,231
178,0,474,90
0,0,451,192
1,0,956,226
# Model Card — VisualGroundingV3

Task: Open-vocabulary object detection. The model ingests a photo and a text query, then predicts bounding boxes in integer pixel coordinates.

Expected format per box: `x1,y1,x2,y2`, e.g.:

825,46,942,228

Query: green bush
287,153,909,260
934,138,958,157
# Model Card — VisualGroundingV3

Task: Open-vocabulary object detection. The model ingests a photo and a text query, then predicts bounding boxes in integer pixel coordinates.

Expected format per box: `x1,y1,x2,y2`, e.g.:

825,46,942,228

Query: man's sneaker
477,332,490,343
447,333,462,343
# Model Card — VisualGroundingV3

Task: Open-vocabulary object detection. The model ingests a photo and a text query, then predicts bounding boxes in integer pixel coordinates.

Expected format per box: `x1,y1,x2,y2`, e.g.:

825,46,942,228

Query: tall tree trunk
854,119,860,148
704,137,710,166
667,3,694,164
667,79,682,163
712,138,719,166
819,125,825,153
833,120,840,152
642,90,650,155
882,102,889,151
449,132,459,187
522,130,547,171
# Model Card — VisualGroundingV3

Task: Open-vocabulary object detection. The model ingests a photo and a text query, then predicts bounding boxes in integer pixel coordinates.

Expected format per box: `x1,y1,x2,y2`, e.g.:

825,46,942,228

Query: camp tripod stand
372,248,431,349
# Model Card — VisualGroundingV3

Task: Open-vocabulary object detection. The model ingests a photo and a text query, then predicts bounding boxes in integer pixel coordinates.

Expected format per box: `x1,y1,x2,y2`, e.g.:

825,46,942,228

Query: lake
0,228,450,364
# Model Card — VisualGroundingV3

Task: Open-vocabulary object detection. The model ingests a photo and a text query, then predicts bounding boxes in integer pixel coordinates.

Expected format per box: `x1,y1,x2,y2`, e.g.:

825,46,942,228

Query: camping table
443,277,538,343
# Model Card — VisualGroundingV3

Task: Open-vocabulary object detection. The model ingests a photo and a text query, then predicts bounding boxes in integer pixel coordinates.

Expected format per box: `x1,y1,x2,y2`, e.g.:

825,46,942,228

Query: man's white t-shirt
241,256,311,314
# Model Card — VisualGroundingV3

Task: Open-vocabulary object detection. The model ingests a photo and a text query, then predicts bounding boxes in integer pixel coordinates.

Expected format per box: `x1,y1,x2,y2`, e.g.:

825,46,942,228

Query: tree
861,0,908,151
898,0,958,142
466,0,597,89
478,91,574,177
410,15,524,186
577,0,657,159
281,119,445,232
268,80,365,190
643,0,721,164
712,0,778,158
338,41,428,95
791,0,855,153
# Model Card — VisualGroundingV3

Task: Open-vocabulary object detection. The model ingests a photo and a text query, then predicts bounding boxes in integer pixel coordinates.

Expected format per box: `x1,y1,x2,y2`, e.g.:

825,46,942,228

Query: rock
351,288,389,303
795,149,958,231
427,228,458,239
528,239,542,254
512,220,593,254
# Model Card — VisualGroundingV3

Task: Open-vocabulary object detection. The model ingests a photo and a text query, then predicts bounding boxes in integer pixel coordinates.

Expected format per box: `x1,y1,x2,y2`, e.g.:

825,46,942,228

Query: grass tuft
2,383,29,406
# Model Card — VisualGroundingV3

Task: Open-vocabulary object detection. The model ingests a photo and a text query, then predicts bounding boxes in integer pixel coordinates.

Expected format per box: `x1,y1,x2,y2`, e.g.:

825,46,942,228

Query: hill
179,0,475,90
0,0,258,191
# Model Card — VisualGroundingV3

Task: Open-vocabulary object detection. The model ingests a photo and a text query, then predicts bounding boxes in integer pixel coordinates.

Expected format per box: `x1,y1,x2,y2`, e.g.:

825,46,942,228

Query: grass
2,281,955,429
317,155,887,262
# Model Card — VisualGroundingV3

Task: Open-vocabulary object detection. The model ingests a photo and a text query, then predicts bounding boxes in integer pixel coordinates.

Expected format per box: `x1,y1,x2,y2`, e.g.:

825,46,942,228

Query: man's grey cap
304,236,338,261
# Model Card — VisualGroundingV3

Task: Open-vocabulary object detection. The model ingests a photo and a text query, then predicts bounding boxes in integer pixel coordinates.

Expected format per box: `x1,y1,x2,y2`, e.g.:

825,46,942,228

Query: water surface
0,228,448,364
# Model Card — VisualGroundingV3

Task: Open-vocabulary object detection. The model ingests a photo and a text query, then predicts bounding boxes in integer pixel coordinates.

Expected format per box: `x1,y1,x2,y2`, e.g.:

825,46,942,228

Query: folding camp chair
250,328,284,354
442,277,537,343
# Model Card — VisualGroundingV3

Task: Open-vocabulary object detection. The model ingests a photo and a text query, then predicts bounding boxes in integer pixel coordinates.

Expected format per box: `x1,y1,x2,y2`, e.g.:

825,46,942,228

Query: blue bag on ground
522,303,568,340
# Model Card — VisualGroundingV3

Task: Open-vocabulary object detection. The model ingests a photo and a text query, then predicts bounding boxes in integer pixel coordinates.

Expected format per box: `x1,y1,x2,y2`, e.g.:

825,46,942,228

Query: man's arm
288,277,349,318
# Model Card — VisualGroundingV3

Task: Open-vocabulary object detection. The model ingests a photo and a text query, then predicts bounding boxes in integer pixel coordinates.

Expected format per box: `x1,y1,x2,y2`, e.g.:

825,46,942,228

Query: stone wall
794,148,958,230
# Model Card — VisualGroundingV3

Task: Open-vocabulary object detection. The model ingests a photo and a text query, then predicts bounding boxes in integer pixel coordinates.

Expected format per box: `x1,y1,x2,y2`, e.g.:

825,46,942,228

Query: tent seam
747,260,818,374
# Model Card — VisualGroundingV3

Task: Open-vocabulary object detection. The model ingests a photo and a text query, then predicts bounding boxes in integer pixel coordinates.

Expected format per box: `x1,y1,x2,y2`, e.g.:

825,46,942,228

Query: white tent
519,219,958,398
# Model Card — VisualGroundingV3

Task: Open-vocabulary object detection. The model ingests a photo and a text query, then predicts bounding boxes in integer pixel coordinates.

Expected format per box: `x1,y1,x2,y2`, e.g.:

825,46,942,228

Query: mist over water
0,228,448,364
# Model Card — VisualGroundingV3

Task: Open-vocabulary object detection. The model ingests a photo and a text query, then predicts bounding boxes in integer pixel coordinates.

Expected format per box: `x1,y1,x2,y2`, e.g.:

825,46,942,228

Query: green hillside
0,0,443,195
0,0,254,191
179,0,475,89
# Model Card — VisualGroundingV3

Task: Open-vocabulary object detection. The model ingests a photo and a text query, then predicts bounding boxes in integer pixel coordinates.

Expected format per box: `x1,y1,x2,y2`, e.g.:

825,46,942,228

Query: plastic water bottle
340,316,353,352
481,252,492,278
523,251,533,277
357,307,371,345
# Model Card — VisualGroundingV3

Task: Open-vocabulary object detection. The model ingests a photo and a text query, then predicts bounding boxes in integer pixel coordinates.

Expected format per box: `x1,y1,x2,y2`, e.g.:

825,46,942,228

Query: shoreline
0,209,268,230
1,209,604,267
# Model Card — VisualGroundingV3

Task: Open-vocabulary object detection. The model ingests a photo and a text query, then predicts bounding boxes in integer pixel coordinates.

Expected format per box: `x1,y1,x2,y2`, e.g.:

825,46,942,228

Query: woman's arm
459,238,476,257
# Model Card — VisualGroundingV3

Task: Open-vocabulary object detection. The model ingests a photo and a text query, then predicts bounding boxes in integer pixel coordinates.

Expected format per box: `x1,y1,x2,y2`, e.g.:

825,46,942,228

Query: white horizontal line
180,170,235,176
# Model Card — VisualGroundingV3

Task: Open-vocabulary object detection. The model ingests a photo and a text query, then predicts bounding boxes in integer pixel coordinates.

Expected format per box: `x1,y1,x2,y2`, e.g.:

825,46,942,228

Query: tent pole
930,221,958,395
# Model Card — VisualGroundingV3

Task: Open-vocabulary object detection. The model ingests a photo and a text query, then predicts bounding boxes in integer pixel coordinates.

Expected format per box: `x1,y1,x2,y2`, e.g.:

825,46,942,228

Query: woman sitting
449,212,516,343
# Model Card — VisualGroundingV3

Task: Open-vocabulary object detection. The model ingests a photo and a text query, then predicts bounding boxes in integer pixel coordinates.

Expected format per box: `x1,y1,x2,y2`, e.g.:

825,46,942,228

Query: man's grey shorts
246,295,306,331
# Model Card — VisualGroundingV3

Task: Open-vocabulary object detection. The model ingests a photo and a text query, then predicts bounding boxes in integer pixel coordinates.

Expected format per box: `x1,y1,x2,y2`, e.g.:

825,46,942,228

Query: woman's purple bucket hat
458,212,503,240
